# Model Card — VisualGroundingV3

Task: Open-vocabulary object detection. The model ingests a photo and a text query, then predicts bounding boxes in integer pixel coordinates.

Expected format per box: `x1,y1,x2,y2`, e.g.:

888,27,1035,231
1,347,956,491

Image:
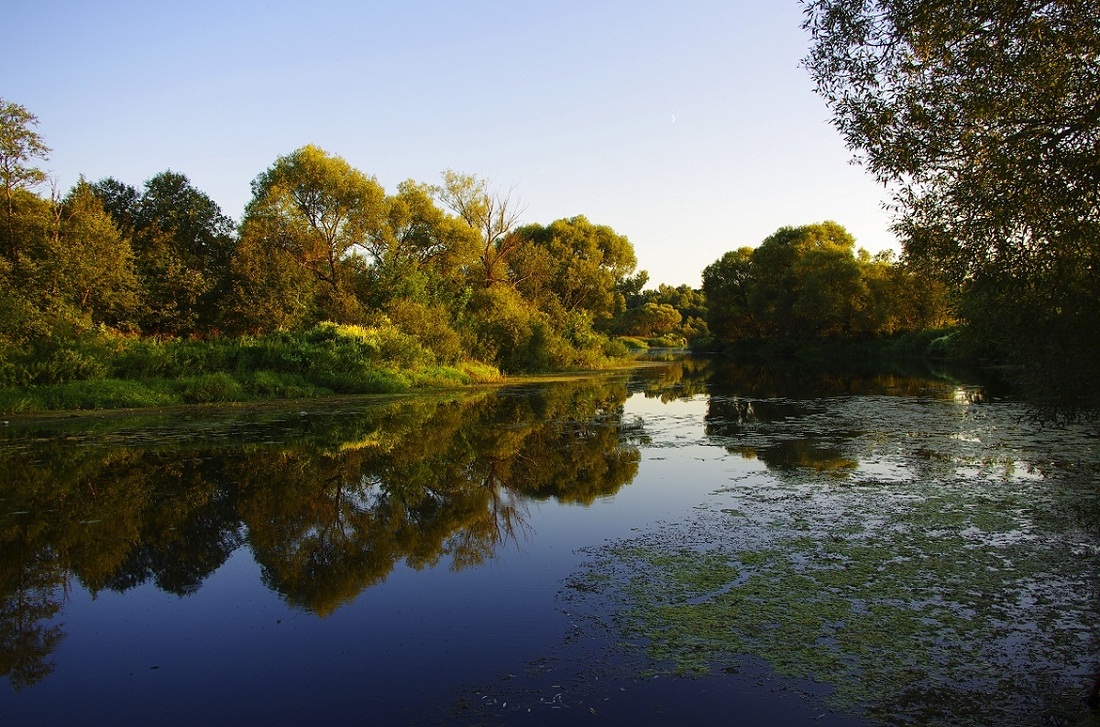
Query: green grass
0,378,179,412
0,324,506,414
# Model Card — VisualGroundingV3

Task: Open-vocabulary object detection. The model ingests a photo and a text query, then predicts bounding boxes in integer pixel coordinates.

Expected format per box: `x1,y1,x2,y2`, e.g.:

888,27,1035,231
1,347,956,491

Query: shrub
243,370,327,398
180,372,243,403
455,360,504,383
112,338,179,378
26,345,110,385
386,299,464,364
603,337,631,358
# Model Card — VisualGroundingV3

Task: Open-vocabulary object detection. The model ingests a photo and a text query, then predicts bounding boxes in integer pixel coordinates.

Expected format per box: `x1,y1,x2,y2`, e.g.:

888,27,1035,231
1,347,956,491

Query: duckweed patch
573,472,1100,726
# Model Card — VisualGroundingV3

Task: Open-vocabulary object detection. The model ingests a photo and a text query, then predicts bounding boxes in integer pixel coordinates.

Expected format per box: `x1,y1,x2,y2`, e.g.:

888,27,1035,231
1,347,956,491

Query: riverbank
0,324,987,417
696,327,968,363
0,323,510,415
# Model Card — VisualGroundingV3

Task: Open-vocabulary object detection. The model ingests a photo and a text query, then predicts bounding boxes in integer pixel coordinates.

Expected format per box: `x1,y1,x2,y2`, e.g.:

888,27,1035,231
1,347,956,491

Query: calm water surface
1,357,1097,725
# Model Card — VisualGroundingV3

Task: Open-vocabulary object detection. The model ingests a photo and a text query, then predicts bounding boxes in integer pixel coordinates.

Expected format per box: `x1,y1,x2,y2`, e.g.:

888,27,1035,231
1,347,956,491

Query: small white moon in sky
670,114,677,124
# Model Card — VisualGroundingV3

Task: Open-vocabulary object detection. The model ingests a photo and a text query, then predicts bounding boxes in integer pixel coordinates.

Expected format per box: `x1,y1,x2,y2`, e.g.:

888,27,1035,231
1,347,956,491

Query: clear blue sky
3,0,896,287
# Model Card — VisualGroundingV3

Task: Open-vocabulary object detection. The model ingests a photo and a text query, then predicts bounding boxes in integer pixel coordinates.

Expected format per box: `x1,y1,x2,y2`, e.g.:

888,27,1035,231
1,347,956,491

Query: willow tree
234,146,386,326
0,98,50,251
801,0,1100,409
511,215,638,327
434,170,524,288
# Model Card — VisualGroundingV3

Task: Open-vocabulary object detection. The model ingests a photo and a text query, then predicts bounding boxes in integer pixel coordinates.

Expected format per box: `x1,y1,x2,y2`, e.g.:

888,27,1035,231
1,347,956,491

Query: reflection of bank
700,362,1008,480
0,375,644,687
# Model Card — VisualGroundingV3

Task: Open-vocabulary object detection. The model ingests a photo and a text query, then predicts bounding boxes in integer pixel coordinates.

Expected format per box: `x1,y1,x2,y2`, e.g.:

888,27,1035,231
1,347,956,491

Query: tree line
0,101,662,387
2,93,984,407
702,221,951,346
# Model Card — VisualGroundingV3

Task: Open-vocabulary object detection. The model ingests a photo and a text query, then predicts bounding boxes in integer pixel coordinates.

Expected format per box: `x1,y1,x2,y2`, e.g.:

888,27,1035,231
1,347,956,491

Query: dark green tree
703,248,760,341
704,222,949,345
0,181,140,345
93,172,236,335
748,221,861,338
802,0,1100,409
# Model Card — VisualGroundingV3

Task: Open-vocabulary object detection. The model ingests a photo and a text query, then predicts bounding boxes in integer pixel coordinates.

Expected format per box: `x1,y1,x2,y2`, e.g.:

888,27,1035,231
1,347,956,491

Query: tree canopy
91,172,236,335
0,107,651,376
512,215,637,325
703,222,950,344
0,94,967,389
0,98,50,241
801,0,1100,409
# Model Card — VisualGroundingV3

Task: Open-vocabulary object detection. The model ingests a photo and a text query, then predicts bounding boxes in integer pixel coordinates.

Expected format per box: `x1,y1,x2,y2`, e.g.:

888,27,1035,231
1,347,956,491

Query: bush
460,361,504,383
603,337,631,358
386,299,464,364
180,372,243,403
32,347,108,384
112,338,180,378
244,370,328,398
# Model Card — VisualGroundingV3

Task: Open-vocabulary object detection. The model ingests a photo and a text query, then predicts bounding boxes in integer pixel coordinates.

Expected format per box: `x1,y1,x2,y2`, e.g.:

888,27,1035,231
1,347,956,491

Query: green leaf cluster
0,105,647,395
801,0,1100,412
614,280,710,347
702,221,952,345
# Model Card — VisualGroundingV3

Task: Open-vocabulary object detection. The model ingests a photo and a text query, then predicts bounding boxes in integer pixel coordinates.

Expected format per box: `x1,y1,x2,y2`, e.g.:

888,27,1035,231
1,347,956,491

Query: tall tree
703,248,760,340
703,222,946,344
2,181,140,343
434,170,524,288
375,180,478,273
748,221,860,338
801,0,1100,409
0,99,50,255
511,215,638,326
93,172,236,335
239,146,387,324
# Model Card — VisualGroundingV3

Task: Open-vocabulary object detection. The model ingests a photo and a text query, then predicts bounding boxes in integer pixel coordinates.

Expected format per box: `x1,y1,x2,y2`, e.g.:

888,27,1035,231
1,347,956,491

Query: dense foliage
801,0,1100,410
0,95,961,411
614,278,710,347
0,100,658,407
702,221,951,348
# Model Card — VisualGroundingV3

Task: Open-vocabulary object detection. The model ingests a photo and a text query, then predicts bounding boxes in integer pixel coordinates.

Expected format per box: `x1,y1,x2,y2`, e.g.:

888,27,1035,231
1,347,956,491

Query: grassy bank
0,322,504,414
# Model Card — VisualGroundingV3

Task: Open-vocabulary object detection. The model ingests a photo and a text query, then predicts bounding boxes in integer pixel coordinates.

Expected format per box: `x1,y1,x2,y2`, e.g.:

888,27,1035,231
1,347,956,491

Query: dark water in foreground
1,357,1098,725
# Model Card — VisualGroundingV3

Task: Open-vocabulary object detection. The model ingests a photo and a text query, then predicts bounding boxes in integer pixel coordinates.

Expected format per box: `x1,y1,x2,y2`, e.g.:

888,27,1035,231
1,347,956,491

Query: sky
3,0,897,287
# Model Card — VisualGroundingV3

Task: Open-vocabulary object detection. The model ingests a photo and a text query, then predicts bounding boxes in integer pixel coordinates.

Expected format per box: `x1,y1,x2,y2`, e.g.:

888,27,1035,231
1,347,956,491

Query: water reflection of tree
702,363,969,474
236,380,641,614
0,541,64,690
630,356,713,402
0,376,642,684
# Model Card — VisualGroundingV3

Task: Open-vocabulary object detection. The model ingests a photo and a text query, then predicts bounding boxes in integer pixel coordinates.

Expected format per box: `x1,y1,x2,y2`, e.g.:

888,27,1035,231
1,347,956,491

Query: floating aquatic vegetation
570,390,1100,725
576,475,1100,724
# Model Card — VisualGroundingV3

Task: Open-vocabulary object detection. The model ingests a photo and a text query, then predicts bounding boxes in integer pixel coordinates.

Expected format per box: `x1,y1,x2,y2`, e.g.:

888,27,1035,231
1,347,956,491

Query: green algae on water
573,471,1100,726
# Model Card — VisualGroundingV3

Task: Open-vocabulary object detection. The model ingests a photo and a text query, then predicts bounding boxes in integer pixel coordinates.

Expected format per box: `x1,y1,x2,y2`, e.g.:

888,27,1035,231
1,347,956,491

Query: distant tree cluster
702,221,951,344
0,100,648,375
613,277,710,346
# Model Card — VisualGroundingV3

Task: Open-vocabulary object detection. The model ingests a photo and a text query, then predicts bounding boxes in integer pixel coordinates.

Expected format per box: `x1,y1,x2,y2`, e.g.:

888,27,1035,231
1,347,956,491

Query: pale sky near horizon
3,0,897,287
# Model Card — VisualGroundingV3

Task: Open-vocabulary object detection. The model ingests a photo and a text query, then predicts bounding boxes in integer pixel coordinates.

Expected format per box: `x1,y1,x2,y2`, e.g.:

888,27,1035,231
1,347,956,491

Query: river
1,356,1097,725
